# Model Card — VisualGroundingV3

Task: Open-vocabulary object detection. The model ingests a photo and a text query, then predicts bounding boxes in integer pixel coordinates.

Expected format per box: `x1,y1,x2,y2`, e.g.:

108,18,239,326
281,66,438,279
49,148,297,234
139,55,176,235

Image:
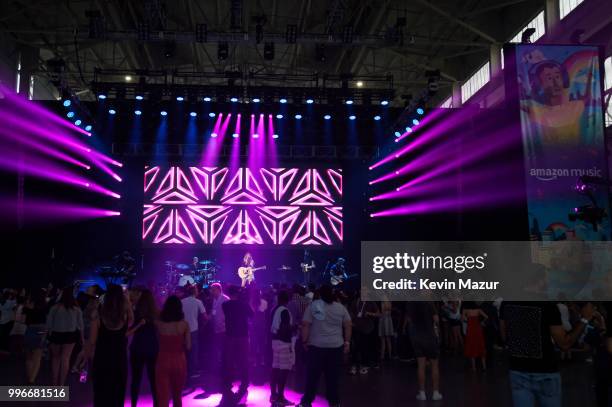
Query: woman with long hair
90,284,133,407
462,301,488,371
23,288,48,384
127,289,159,407
155,295,191,407
378,299,394,361
71,294,99,377
47,287,84,386
297,285,352,407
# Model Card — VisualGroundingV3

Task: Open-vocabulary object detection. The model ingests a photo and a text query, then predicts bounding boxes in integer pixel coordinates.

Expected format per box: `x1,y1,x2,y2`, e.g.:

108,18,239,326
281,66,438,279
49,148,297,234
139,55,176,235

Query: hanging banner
508,44,609,241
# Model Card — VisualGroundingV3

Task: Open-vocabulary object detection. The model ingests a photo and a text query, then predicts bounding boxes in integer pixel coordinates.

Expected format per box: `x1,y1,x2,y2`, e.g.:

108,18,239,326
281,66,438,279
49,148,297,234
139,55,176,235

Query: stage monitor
142,166,343,246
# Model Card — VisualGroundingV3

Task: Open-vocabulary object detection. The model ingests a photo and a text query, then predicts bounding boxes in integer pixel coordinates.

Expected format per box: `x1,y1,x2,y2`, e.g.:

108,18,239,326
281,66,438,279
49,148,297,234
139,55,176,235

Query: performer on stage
330,257,348,286
115,251,136,286
301,249,316,285
117,251,136,273
243,252,254,268
239,252,256,287
191,257,200,274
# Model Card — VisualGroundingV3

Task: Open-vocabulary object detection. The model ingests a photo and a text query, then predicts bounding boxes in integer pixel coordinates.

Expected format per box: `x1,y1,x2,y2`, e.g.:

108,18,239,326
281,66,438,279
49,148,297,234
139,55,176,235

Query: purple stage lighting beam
370,108,476,170
0,198,121,222
266,114,278,167
0,85,91,136
370,188,524,218
395,128,517,192
0,128,91,170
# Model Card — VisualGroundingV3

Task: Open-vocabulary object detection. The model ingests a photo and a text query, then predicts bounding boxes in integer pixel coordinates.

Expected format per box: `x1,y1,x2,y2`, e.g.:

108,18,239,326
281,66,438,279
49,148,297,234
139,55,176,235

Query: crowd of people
0,282,612,407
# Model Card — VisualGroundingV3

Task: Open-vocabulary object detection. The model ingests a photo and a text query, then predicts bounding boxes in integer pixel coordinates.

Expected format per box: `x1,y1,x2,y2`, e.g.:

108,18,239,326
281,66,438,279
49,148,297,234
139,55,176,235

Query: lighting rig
91,69,394,106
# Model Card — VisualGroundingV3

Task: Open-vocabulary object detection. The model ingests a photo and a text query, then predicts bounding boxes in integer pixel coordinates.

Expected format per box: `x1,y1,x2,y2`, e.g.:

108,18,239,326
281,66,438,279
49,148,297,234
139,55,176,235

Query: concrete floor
0,351,598,406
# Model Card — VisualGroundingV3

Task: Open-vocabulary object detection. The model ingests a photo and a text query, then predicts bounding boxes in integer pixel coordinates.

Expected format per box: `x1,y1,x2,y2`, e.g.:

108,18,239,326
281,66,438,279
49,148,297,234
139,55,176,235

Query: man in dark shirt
500,302,593,407
220,286,254,405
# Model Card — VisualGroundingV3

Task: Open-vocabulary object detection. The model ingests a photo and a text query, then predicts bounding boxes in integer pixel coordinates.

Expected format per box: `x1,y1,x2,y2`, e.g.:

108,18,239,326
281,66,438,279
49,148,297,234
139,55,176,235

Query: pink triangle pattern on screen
143,167,342,246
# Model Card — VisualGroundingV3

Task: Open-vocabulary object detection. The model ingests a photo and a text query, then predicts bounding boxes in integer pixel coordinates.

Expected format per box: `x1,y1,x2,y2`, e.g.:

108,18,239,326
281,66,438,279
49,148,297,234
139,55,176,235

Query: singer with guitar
237,252,266,287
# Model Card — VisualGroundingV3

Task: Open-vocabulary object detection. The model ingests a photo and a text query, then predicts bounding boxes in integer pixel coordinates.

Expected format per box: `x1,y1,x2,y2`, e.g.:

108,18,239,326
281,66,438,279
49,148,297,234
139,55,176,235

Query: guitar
237,266,267,286
330,273,358,286
300,262,316,273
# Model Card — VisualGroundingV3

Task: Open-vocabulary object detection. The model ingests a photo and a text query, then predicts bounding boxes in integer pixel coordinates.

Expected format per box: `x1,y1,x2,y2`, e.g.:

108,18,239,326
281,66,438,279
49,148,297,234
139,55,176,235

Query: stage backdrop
142,166,343,246
506,44,610,241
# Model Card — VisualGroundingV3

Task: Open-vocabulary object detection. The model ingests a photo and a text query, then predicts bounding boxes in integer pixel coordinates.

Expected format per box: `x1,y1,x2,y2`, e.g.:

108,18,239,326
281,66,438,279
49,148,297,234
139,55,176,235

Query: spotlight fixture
272,134,279,139
62,99,71,107
252,133,260,138
211,132,218,138
232,133,239,138
276,114,283,119
306,98,314,104
295,114,302,120
66,111,75,118
208,112,216,118
230,97,238,102
345,100,354,105
160,110,168,116
279,98,288,104
374,115,381,121
349,115,356,120
394,131,401,137
74,119,82,126
135,95,144,101
416,108,424,115
412,119,420,125
98,94,107,100
203,97,212,102
85,125,92,131
125,75,132,82
135,110,142,115
323,114,331,120
190,112,197,117
252,98,260,103
176,96,184,101
108,109,116,115
381,100,389,106
356,81,364,87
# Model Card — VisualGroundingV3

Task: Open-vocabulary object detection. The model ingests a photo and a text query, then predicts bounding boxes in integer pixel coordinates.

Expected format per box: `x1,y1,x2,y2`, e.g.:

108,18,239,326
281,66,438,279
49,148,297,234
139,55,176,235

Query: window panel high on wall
461,63,490,103
560,0,584,19
501,10,546,70
440,97,452,108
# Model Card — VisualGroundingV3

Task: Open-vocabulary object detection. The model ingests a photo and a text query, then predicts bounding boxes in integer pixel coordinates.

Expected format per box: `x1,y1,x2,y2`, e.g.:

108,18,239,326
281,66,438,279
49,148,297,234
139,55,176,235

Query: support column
17,46,38,98
545,0,560,34
452,81,463,108
490,43,502,78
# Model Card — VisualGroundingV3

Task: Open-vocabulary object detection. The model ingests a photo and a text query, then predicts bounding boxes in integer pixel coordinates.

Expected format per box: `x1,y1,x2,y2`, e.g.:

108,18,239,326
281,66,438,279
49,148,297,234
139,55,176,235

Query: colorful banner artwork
142,166,343,246
512,44,609,241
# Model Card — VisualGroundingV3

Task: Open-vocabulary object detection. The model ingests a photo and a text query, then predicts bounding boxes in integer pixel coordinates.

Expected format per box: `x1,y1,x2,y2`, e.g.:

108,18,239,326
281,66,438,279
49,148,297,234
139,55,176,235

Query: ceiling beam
413,0,497,43
462,0,531,17
387,48,457,82
340,0,391,74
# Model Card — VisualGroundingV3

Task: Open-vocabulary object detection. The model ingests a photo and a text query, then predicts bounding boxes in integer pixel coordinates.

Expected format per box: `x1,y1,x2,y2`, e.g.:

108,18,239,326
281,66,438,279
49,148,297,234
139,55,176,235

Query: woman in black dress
89,285,134,407
127,289,159,407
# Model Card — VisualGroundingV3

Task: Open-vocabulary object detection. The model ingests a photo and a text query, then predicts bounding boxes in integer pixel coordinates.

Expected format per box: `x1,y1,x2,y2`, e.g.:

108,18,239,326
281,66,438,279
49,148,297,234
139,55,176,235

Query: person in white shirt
181,286,206,385
298,285,351,407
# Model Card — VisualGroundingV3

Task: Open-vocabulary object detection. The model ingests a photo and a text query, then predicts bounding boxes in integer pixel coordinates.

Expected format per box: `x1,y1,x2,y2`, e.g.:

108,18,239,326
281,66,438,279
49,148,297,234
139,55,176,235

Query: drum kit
163,259,220,290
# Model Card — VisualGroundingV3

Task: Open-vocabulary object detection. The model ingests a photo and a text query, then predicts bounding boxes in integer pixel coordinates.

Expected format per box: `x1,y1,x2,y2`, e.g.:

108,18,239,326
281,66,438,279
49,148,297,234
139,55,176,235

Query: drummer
192,257,200,274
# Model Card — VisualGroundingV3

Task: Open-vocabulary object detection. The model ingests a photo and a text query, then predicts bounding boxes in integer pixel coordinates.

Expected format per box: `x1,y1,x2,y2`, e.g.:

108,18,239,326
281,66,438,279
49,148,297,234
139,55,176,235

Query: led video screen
143,166,343,246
